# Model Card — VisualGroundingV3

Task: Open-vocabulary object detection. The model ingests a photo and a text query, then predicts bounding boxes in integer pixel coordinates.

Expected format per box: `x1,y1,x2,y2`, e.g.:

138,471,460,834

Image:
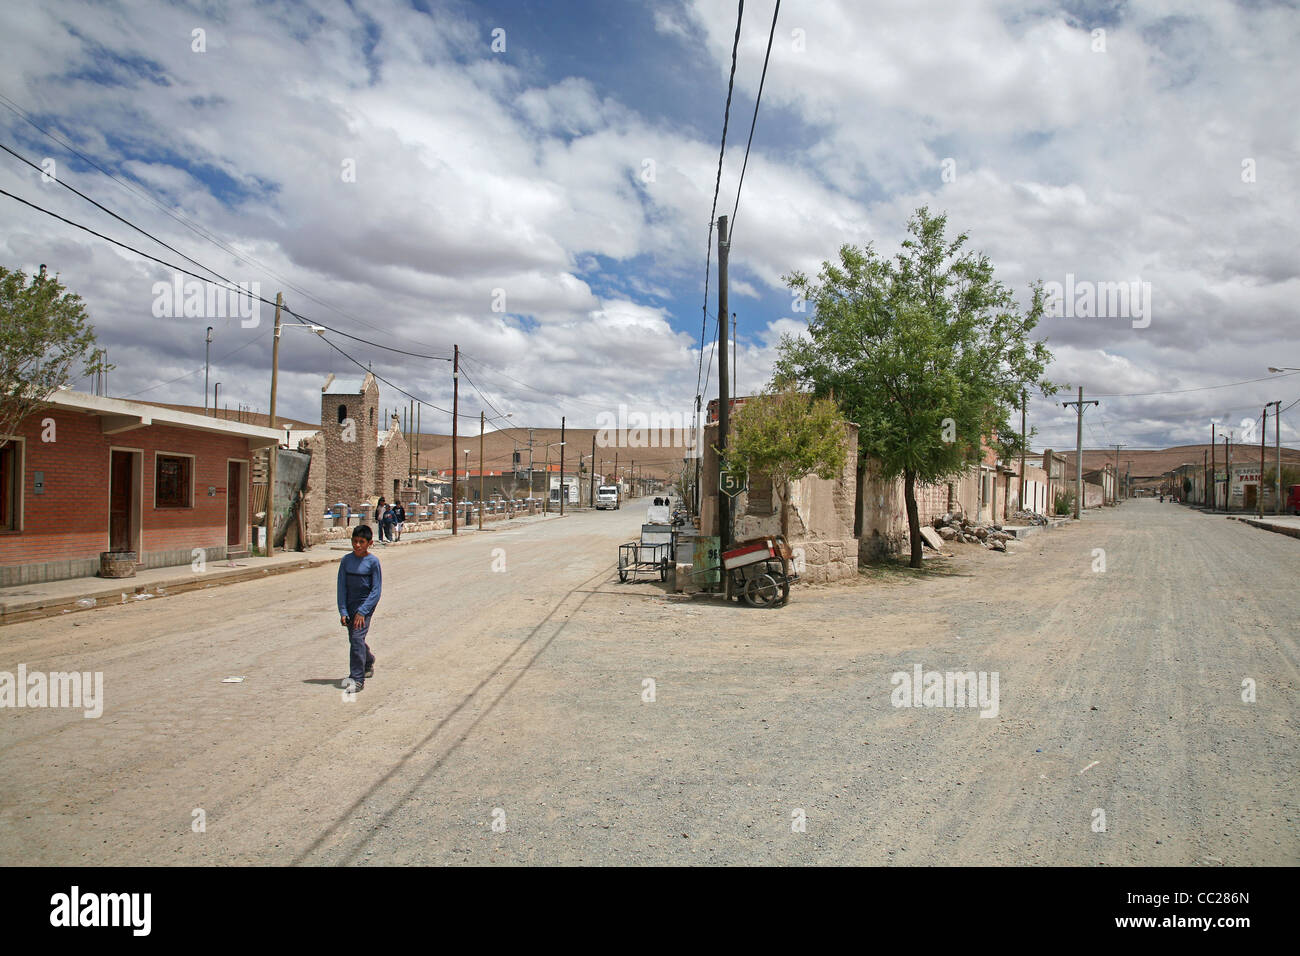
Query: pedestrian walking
376,497,393,543
392,501,406,541
337,524,382,693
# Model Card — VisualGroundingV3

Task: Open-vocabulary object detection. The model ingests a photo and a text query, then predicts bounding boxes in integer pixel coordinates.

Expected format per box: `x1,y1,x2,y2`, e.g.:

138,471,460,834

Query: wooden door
227,462,241,547
109,450,132,552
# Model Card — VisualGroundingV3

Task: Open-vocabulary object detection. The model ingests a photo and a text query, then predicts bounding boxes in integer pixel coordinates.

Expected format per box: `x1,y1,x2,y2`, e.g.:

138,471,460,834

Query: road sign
719,469,747,497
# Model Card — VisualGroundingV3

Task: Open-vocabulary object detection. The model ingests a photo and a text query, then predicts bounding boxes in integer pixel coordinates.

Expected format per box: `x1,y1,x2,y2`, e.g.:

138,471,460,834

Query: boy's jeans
347,615,376,683
380,520,394,542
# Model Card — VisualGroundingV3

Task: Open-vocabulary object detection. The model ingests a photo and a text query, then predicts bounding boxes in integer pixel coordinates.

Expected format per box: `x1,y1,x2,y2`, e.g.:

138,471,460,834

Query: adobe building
0,390,279,586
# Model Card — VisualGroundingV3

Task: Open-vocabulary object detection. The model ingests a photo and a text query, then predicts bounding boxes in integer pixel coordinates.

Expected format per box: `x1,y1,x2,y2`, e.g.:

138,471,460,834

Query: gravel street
0,498,1295,866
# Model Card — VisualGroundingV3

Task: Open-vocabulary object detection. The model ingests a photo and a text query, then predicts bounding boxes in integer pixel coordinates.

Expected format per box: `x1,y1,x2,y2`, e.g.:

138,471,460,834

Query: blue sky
1,0,1298,452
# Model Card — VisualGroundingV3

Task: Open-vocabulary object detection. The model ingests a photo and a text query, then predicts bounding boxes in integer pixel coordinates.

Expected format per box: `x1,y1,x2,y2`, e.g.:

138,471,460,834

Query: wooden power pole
265,292,283,557
451,344,459,536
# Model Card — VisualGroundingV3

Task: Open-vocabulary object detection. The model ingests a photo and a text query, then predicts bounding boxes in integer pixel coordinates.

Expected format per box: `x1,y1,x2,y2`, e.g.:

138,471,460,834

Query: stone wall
858,463,983,561
299,431,328,547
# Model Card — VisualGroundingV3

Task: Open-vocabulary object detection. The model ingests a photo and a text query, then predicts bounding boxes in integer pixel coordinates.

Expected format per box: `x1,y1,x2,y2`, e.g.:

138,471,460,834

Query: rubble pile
929,512,1015,551
1008,509,1049,526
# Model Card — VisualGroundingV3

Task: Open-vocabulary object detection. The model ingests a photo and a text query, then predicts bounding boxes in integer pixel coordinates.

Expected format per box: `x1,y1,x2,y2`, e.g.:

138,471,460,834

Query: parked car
646,496,671,524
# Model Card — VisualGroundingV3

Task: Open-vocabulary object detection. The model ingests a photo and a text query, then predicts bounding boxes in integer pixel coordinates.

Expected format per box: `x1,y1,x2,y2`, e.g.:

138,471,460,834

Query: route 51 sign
719,469,747,497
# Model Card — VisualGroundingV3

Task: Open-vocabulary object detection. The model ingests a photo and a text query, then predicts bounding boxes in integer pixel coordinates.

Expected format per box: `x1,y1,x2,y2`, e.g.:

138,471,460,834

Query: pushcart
721,535,796,608
617,524,673,582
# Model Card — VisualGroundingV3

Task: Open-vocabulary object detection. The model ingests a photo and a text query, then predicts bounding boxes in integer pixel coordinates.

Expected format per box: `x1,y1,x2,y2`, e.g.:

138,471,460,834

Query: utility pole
204,327,213,415
1110,443,1126,504
1210,423,1217,510
408,399,414,495
451,344,459,536
265,292,283,557
693,395,702,517
479,410,485,531
1018,389,1027,512
1203,450,1208,508
590,434,596,508
416,403,421,482
528,428,535,499
1061,386,1097,519
559,416,566,516
1270,400,1282,515
1260,405,1267,519
614,451,619,497
717,214,731,552
1224,432,1232,513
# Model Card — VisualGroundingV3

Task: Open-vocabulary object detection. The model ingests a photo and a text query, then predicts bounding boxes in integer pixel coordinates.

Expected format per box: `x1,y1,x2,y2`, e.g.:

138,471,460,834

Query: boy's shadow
302,679,343,686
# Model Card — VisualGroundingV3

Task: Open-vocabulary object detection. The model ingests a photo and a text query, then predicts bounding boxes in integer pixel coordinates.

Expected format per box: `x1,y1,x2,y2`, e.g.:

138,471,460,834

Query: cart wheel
618,551,629,583
659,559,669,583
775,556,791,605
745,572,783,608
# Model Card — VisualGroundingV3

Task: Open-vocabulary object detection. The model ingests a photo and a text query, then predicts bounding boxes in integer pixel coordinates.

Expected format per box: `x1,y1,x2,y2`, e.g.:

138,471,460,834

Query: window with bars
155,454,193,508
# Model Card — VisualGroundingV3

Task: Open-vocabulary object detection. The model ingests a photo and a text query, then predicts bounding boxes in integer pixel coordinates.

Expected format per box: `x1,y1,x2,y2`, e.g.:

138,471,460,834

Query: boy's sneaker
364,659,375,679
340,677,363,692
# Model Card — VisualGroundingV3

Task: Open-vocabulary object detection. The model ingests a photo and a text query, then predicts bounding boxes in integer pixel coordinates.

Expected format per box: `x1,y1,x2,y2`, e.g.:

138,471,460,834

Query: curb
1,513,565,628
1226,515,1300,540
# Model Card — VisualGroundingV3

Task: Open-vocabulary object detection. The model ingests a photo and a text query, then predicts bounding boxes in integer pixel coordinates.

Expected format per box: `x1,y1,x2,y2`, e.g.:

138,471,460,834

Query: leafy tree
775,208,1057,568
727,381,848,539
1,266,109,448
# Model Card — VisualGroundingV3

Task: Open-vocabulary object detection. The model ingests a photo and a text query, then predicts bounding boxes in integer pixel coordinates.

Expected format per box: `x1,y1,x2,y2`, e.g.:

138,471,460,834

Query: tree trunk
780,480,789,540
904,467,922,568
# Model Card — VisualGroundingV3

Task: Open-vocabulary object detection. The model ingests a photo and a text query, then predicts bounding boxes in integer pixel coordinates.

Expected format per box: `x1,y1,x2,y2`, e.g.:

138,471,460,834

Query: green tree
1,266,109,447
775,208,1057,568
727,381,848,539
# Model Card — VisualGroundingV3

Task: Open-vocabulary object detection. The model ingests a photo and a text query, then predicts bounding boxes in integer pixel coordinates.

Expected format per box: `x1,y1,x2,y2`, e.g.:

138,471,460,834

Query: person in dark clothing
376,498,394,543
392,502,406,540
337,524,382,692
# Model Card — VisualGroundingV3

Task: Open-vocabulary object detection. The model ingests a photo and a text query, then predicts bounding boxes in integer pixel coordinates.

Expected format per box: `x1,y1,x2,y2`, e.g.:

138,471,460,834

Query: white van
596,485,620,510
646,496,671,524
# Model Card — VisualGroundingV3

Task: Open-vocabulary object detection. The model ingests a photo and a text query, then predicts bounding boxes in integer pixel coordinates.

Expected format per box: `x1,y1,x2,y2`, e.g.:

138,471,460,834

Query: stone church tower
321,372,380,505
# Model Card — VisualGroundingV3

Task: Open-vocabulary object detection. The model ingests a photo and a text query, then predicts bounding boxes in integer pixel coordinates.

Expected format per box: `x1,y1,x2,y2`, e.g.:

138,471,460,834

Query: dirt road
0,498,1294,865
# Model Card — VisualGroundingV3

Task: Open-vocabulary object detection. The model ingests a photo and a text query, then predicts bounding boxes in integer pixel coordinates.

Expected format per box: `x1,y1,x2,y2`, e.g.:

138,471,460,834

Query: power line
730,0,781,232
1090,370,1300,398
0,94,450,350
695,0,746,405
0,185,452,365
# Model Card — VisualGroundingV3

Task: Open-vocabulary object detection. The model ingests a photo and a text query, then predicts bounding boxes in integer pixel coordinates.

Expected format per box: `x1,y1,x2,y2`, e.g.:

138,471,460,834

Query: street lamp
213,382,221,417
204,326,213,415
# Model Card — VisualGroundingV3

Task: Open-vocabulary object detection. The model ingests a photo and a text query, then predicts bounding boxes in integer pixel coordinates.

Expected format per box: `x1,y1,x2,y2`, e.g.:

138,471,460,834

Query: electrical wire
695,0,746,407
0,184,451,365
729,0,780,233
0,95,451,350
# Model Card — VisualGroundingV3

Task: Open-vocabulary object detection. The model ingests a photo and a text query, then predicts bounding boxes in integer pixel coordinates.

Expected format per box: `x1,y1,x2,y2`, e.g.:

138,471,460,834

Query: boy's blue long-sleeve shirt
337,553,382,617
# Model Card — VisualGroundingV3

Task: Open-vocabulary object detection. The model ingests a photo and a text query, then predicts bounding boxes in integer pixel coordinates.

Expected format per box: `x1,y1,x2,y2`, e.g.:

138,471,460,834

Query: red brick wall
1,408,254,568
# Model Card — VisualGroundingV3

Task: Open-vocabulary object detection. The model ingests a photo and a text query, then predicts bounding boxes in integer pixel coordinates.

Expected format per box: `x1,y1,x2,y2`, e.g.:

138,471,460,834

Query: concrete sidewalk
1226,513,1300,540
0,512,562,627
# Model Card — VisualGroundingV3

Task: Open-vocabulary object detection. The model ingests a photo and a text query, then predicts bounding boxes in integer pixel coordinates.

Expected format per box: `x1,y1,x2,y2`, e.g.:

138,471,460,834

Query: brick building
0,390,280,586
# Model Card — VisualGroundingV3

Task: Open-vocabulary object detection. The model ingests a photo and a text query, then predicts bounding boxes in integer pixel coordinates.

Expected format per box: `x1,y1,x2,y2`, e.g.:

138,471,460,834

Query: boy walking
337,525,382,692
